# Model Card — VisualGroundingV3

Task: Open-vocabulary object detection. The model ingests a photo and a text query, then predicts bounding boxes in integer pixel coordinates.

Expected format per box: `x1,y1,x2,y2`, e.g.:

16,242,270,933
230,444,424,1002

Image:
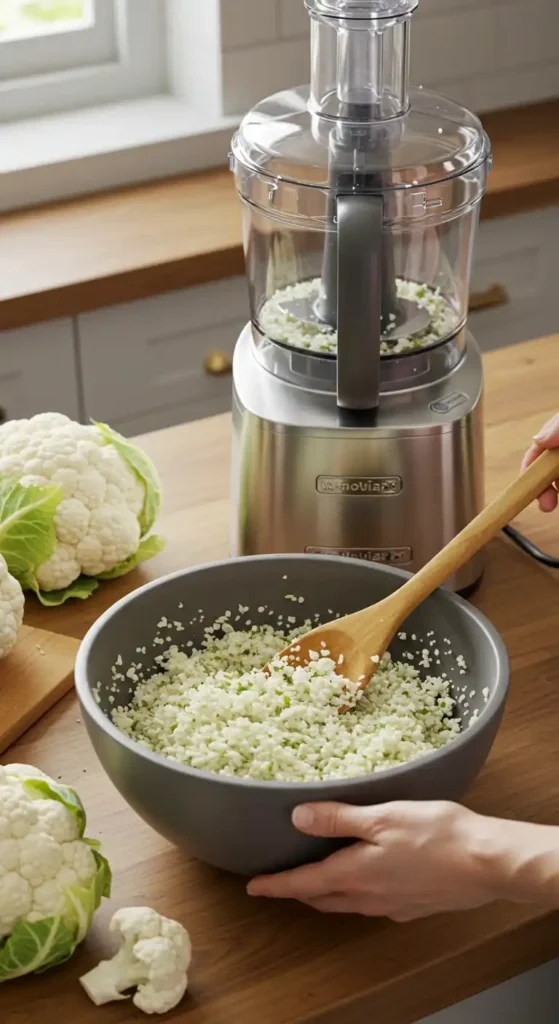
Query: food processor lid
233,85,489,192
234,0,488,192
314,0,418,17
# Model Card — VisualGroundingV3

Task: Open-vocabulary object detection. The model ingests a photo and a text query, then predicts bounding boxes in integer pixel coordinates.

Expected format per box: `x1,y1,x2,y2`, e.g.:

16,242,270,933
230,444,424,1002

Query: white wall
219,0,559,115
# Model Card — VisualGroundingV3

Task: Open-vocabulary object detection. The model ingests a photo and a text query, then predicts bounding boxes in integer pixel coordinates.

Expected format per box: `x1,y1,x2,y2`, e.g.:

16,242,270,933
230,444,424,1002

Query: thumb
292,802,379,840
533,413,559,447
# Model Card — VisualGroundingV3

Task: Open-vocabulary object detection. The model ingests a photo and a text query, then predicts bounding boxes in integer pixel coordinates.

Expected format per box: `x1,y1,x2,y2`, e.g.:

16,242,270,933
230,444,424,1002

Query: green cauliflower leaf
94,421,162,536
0,478,61,586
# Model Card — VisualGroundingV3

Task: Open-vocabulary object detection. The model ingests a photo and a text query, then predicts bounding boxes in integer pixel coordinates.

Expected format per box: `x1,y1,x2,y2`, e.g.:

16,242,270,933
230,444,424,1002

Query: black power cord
503,524,559,569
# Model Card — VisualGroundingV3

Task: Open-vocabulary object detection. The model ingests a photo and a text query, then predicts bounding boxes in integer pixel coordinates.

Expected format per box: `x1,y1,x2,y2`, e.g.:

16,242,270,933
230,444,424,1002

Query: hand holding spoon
271,448,559,705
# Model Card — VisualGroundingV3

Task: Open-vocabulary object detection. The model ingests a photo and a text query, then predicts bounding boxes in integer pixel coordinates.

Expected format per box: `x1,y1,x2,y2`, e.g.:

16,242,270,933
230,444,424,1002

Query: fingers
303,896,434,921
291,802,381,840
533,413,559,446
538,487,558,513
521,442,559,475
521,441,540,472
303,893,365,915
521,415,559,511
247,802,387,900
292,799,459,839
521,416,559,469
247,855,347,900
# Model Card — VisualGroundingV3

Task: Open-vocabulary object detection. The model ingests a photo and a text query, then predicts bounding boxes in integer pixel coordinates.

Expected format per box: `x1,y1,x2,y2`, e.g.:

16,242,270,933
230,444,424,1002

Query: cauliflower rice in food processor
259,278,460,356
110,616,464,783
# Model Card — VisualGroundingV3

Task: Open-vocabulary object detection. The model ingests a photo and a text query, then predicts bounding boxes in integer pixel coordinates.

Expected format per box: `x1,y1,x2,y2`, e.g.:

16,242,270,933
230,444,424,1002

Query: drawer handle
469,283,510,313
204,351,233,376
0,407,6,425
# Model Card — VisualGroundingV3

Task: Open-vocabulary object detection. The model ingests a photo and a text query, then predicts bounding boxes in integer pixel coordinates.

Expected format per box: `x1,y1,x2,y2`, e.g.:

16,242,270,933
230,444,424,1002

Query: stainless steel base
230,325,485,593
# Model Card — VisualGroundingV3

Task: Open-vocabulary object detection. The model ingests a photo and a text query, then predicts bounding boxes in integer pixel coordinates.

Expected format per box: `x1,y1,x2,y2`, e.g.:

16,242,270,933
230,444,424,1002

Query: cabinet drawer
78,278,247,426
0,319,80,423
470,207,559,351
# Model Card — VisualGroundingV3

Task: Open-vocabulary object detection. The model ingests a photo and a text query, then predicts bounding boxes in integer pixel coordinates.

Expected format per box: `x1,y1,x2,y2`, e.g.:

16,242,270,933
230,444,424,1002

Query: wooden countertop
3,334,559,1024
1,100,559,333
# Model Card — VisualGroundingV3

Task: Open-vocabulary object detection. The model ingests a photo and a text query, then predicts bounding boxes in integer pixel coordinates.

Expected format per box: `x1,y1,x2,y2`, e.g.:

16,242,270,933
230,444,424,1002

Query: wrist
473,816,559,907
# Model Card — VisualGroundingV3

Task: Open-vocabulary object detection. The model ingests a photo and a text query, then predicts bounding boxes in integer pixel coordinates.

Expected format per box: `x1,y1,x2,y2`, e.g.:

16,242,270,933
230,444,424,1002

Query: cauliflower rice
111,619,462,783
259,278,460,356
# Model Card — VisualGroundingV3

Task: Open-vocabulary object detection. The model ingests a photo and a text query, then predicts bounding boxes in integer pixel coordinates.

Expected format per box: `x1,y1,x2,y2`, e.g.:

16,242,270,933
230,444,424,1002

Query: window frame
0,0,167,123
0,0,241,213
0,0,114,79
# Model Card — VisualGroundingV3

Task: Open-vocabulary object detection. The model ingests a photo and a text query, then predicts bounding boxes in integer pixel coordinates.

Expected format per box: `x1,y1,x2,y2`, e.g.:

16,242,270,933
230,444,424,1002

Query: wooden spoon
272,448,559,704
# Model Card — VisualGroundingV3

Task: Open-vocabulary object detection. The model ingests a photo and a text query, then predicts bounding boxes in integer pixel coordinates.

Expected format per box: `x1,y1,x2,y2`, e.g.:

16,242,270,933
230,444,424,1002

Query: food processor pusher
277,0,431,410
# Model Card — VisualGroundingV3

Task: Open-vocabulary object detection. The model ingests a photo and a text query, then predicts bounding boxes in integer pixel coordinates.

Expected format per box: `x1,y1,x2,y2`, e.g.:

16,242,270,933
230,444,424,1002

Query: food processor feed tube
229,0,492,592
287,1,421,410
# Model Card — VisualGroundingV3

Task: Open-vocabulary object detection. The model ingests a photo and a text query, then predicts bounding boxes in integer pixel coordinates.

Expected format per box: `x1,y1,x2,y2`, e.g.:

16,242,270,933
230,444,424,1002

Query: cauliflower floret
101,446,144,516
80,907,192,1015
62,840,98,884
0,414,158,592
0,765,108,944
133,935,188,1015
0,874,33,936
75,505,141,577
0,554,24,659
3,763,50,783
0,839,20,874
0,790,38,841
54,497,90,545
18,833,64,886
34,542,82,592
31,877,76,919
30,798,79,844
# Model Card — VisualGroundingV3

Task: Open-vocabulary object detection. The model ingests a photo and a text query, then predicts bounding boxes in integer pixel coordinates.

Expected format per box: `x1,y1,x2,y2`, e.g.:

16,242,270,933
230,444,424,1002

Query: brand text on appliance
306,546,412,565
316,475,402,496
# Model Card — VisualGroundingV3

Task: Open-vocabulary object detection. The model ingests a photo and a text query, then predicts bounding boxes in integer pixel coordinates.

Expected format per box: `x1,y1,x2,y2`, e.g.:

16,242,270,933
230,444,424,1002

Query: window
0,0,302,212
0,0,166,122
0,0,115,87
0,0,91,39
0,0,240,212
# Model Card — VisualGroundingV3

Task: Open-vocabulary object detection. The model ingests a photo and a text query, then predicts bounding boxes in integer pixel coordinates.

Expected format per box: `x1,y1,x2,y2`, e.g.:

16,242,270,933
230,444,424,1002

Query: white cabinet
77,277,248,437
0,319,80,424
417,957,559,1024
470,207,559,352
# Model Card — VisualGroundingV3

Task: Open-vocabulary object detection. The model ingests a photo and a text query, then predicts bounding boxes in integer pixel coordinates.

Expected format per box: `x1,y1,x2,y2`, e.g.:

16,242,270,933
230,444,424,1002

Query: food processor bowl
230,0,491,410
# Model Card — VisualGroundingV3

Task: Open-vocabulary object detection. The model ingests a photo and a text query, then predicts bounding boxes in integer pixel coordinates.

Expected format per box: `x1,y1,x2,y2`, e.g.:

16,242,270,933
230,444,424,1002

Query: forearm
481,817,559,909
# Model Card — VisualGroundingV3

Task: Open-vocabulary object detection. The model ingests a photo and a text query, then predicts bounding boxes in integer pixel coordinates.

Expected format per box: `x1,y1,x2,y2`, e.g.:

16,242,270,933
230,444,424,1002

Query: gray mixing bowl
75,556,509,877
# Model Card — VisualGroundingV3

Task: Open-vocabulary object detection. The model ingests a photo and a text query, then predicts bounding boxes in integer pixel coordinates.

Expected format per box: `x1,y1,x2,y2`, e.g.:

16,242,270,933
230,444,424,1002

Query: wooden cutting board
0,625,80,755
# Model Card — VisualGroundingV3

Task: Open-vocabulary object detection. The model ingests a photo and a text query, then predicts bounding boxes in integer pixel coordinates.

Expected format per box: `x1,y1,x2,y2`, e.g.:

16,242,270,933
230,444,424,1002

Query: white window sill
0,95,240,213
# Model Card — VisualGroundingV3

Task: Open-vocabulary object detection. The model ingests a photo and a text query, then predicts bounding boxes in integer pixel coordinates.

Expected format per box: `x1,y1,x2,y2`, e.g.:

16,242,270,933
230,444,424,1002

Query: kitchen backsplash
220,0,559,116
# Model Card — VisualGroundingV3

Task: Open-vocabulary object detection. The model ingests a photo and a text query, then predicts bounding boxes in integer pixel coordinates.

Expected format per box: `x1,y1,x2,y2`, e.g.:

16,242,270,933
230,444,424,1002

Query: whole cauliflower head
80,906,192,1015
0,554,24,659
0,413,163,598
0,763,111,982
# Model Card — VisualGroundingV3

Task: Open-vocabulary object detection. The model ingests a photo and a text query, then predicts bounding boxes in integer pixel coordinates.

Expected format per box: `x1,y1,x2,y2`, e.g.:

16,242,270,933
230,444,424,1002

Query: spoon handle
388,447,559,620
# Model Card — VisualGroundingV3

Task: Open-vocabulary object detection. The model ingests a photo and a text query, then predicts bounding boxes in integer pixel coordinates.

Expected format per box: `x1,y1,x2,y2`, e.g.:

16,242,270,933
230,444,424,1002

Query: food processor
229,0,492,592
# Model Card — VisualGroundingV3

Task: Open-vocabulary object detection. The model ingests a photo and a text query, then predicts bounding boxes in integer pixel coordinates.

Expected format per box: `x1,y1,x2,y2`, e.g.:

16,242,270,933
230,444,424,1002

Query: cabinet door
0,319,80,425
77,278,248,435
470,207,559,351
